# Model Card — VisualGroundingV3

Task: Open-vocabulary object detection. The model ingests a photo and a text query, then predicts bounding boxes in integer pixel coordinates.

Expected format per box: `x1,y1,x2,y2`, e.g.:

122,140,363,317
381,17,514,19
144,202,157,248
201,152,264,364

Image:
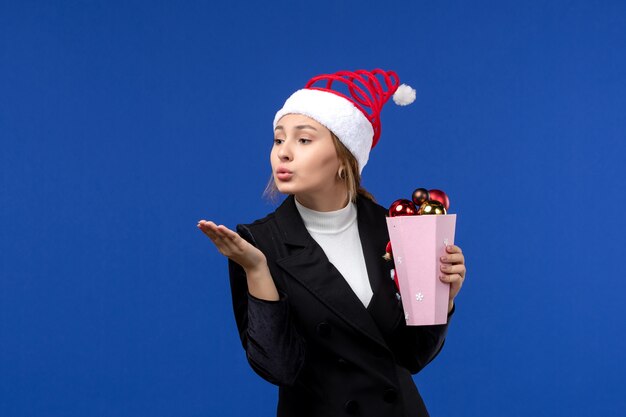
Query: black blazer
228,194,454,417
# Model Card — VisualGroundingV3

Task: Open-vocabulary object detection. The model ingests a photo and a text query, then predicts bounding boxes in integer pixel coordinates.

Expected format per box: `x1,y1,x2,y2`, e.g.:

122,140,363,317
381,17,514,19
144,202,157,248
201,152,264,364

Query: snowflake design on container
415,292,424,302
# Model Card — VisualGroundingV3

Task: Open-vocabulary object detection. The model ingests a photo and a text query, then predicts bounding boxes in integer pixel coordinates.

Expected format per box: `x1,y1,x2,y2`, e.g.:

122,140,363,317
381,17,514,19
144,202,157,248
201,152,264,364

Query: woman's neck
294,187,350,212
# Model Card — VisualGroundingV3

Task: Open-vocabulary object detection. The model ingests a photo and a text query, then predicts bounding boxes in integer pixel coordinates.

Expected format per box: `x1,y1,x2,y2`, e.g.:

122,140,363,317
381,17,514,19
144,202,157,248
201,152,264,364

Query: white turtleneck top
294,197,373,307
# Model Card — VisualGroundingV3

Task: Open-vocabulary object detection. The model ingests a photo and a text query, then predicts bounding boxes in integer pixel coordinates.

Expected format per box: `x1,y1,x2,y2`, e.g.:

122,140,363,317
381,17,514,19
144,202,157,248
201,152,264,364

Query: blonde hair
262,131,377,205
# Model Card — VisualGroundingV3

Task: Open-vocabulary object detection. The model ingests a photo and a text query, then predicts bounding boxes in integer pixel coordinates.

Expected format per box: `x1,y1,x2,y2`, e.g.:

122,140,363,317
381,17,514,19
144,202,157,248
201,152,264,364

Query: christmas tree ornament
383,241,393,261
389,199,418,217
418,200,447,215
428,189,450,211
411,188,430,207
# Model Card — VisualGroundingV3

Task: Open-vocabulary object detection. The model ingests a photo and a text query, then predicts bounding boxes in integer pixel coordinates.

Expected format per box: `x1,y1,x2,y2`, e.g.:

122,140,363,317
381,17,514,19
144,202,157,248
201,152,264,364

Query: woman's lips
276,166,293,181
276,172,293,181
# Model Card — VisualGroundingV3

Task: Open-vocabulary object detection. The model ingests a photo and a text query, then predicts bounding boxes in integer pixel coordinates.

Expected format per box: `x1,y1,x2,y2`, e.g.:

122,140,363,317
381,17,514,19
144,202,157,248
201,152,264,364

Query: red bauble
388,199,418,217
411,188,430,207
383,241,394,261
428,189,450,211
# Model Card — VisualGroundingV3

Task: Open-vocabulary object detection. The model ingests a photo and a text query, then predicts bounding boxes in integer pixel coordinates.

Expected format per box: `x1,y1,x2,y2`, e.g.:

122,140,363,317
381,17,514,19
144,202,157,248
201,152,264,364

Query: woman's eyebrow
274,125,318,131
295,125,318,131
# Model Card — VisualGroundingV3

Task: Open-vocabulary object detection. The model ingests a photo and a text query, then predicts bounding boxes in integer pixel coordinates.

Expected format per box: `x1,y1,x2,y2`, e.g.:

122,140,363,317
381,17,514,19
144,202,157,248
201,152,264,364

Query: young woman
198,69,466,417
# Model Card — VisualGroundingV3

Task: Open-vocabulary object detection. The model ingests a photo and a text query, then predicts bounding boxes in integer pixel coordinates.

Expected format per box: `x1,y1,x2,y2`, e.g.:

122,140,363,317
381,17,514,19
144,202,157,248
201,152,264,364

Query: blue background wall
1,1,625,416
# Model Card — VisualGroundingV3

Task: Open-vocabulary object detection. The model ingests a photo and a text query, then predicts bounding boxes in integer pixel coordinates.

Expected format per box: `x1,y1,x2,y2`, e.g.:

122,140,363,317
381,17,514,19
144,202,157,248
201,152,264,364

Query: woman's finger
214,224,237,239
200,221,222,235
446,245,463,254
199,225,218,240
440,253,464,265
439,273,463,283
200,224,222,241
440,264,466,276
440,244,466,302
441,274,464,299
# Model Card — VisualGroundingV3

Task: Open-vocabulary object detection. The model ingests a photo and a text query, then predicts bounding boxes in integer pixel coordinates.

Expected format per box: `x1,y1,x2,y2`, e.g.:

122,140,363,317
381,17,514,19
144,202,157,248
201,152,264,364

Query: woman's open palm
197,220,266,271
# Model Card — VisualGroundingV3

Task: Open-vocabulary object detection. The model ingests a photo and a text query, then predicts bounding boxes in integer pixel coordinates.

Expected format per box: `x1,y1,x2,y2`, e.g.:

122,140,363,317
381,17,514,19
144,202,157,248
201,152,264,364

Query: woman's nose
278,141,292,160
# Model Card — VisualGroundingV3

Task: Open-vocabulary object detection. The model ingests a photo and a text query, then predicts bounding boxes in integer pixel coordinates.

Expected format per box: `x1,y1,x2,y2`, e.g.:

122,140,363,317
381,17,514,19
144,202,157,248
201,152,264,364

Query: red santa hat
273,69,416,174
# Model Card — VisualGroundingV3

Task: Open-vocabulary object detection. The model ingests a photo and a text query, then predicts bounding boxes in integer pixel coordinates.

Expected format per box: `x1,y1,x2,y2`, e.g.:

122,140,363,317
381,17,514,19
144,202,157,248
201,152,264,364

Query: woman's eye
273,138,283,144
299,138,311,144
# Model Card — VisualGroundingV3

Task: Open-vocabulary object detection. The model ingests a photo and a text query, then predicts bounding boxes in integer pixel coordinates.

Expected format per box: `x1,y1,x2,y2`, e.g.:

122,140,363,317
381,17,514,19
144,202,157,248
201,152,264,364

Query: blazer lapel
274,194,393,350
356,194,390,308
357,196,404,337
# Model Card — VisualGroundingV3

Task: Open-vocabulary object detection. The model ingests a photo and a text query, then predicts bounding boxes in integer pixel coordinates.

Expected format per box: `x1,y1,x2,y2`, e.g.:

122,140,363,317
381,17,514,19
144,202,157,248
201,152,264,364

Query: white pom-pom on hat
392,83,416,106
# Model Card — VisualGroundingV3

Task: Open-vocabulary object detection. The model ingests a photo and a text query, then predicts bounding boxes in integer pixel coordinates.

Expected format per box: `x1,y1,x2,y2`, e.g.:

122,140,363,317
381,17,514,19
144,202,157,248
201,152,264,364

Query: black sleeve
227,224,306,386
390,303,456,374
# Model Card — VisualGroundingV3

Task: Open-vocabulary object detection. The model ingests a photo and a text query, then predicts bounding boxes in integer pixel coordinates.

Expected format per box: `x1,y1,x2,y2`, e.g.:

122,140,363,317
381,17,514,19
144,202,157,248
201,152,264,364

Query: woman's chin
275,183,297,194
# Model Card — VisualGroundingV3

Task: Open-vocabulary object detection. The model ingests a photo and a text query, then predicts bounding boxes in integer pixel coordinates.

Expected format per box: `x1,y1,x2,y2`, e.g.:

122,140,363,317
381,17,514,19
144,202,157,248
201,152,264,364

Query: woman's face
271,114,343,200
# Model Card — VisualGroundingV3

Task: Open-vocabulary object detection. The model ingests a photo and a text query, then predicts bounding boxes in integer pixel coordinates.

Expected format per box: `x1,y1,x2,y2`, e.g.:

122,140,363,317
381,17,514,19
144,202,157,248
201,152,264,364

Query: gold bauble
418,200,447,215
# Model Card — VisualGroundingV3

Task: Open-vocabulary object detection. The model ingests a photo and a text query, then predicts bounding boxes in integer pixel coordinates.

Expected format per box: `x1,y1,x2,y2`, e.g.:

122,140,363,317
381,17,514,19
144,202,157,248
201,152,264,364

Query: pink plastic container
386,214,457,326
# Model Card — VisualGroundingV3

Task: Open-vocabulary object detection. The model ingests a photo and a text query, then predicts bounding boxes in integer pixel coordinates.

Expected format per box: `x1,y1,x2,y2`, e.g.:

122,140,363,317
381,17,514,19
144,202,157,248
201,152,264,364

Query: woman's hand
439,244,466,313
198,220,279,301
197,220,267,272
